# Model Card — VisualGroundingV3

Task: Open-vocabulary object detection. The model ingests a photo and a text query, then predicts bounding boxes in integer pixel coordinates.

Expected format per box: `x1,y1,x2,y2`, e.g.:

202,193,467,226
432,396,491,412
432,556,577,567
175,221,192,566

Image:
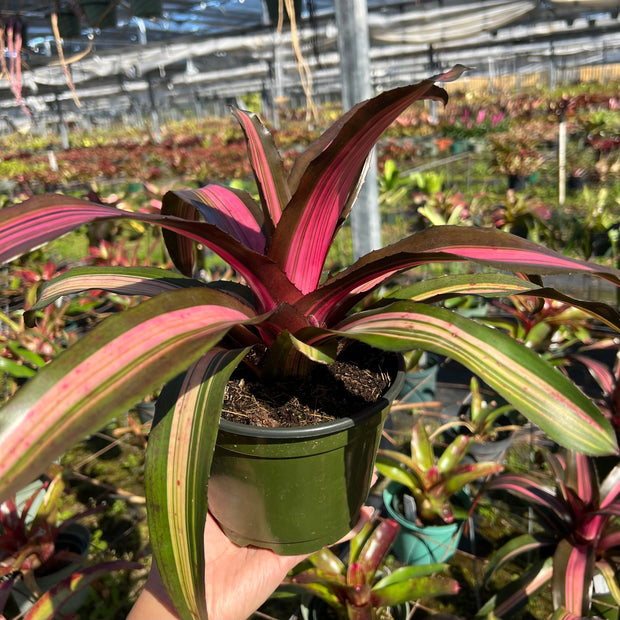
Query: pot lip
218,353,405,439
382,481,463,532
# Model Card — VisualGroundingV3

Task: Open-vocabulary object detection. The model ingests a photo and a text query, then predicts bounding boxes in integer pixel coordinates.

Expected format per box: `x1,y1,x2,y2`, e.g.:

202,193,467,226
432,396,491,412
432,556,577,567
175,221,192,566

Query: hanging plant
0,16,30,116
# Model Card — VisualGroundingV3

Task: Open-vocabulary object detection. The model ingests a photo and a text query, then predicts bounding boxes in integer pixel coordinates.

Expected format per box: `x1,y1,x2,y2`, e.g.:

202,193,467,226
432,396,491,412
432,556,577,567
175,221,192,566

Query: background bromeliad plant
480,448,620,618
285,513,459,619
0,67,620,618
0,465,138,618
376,417,503,526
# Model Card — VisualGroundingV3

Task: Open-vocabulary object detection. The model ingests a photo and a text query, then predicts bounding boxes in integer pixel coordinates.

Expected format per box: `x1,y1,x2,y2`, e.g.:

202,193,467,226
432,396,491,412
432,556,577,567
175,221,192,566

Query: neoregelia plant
286,514,459,619
0,67,619,617
480,449,620,617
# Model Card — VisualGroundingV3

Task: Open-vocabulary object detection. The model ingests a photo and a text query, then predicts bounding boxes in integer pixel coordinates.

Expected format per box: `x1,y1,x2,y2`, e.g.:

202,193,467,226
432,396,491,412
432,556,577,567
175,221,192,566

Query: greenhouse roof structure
1,0,620,126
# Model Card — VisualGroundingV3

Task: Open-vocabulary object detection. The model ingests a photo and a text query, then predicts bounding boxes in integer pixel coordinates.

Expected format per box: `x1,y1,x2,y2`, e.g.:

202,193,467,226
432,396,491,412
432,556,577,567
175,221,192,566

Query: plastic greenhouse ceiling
1,0,620,123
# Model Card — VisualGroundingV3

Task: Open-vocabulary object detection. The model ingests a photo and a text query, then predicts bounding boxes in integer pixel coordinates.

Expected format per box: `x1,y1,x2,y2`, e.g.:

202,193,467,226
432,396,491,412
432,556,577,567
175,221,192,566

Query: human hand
128,506,375,620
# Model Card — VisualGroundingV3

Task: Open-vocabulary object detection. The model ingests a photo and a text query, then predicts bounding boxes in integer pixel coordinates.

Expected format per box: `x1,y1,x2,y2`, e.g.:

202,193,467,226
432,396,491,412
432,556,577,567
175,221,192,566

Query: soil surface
221,342,394,427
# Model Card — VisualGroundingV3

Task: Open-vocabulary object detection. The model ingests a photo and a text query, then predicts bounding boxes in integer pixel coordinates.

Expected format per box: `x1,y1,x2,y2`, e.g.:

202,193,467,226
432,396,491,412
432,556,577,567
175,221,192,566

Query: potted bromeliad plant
377,418,503,565
286,512,459,619
0,465,137,618
0,67,620,618
480,448,620,618
435,375,518,463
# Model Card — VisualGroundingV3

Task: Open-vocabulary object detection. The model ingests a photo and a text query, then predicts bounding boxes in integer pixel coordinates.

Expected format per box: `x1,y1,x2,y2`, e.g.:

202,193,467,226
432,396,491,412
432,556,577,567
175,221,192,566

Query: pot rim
219,353,405,439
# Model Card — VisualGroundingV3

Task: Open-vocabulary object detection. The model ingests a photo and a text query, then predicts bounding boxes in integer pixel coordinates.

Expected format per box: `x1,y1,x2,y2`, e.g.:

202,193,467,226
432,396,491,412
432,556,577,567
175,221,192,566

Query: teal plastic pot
383,482,464,565
398,364,438,405
208,355,405,555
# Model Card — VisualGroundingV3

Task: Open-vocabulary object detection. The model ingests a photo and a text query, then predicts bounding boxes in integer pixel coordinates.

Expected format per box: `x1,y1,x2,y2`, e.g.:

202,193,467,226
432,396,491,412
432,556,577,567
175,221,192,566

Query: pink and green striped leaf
594,559,620,604
319,302,618,455
552,539,595,616
25,560,141,620
0,287,258,503
161,184,266,275
480,557,554,617
384,272,543,302
268,75,454,295
484,473,572,525
26,266,208,316
145,347,249,620
600,463,620,509
565,451,599,507
568,354,615,395
0,195,297,313
299,225,620,326
232,107,290,229
384,273,620,332
285,65,465,194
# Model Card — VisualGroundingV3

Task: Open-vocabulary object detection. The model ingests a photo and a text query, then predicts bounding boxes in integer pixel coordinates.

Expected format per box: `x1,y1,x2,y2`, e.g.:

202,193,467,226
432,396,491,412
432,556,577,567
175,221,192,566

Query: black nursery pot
208,355,405,555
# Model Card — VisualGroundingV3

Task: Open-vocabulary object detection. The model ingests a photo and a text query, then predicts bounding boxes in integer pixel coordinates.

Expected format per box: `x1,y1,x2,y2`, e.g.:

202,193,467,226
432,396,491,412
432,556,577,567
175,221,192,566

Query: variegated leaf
300,226,620,327
0,287,257,502
269,78,451,295
384,273,542,302
25,561,141,620
232,107,290,229
26,266,208,317
479,557,553,617
146,348,249,620
552,539,595,616
0,195,293,313
325,302,618,455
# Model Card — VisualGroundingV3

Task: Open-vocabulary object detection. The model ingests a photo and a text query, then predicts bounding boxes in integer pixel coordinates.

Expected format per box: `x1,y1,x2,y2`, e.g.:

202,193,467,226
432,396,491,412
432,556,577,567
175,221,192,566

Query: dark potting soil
221,342,394,428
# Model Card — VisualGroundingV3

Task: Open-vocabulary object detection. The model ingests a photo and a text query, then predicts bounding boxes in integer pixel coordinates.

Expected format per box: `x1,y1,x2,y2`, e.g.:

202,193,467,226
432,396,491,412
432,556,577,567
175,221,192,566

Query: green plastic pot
383,482,464,565
208,355,405,555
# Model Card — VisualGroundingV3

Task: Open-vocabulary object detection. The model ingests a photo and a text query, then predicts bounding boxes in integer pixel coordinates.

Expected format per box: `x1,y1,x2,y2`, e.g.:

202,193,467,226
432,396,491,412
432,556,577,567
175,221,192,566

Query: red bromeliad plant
286,514,459,619
0,68,620,617
480,449,620,618
0,466,139,618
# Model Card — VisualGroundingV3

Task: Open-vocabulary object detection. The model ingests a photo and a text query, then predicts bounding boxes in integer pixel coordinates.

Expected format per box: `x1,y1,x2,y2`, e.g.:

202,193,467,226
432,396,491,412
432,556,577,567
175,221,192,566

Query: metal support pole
147,74,161,144
335,0,381,261
272,39,283,131
558,112,567,207
55,94,69,150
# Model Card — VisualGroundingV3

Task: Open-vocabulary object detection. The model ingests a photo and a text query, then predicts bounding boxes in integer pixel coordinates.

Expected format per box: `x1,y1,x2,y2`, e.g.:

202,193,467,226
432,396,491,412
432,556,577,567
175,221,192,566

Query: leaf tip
433,64,472,83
